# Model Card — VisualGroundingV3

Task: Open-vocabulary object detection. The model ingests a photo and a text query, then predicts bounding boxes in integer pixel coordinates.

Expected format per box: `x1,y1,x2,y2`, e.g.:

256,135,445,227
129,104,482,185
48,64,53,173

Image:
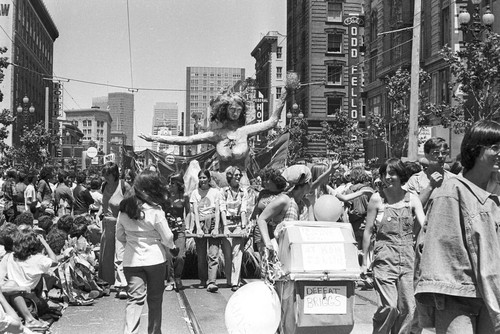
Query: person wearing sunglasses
220,166,248,291
405,137,453,209
415,120,500,333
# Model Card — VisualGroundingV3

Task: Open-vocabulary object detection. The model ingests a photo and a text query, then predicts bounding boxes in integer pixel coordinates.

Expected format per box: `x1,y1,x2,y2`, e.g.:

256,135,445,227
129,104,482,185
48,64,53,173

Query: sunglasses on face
430,150,449,157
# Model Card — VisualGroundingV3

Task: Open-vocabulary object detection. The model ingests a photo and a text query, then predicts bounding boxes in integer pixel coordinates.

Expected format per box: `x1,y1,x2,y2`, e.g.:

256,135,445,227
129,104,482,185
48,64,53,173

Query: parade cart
275,221,361,334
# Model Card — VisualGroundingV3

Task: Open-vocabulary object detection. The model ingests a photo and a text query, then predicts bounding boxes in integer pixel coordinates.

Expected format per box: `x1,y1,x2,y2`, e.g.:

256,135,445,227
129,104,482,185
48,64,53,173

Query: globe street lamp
287,102,304,127
458,0,494,40
16,95,35,119
457,1,495,121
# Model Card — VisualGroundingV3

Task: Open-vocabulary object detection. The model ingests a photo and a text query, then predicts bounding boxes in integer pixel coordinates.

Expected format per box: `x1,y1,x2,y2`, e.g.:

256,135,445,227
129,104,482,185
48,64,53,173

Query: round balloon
314,194,343,222
225,281,281,334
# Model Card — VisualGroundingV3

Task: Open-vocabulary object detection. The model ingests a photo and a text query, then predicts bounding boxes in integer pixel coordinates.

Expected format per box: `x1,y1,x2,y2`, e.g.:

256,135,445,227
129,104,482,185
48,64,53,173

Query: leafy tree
368,32,500,158
441,31,500,125
368,67,455,157
11,122,58,169
287,118,312,165
318,108,364,165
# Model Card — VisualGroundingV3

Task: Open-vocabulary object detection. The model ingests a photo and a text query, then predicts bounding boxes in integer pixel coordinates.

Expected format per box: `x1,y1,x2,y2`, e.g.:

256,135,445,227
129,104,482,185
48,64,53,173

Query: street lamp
457,1,495,121
16,95,35,119
458,1,494,40
287,102,304,127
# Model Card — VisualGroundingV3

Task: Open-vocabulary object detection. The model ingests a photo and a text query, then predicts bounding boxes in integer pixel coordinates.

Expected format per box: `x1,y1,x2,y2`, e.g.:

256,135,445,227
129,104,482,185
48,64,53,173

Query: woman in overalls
362,158,425,334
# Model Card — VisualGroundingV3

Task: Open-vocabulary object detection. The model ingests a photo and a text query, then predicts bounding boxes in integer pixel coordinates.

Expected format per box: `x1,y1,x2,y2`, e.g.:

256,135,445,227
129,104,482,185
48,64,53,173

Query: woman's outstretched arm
244,90,288,136
139,130,217,145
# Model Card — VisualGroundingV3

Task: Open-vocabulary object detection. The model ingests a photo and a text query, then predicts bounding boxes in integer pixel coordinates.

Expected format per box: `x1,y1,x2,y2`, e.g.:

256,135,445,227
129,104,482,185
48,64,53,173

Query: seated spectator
56,214,74,234
0,231,57,331
0,289,25,334
13,212,35,232
0,223,18,260
46,228,68,257
36,215,54,237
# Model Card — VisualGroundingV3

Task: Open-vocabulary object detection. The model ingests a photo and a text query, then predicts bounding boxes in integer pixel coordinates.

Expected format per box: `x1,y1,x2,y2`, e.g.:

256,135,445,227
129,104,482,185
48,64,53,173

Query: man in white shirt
406,137,453,208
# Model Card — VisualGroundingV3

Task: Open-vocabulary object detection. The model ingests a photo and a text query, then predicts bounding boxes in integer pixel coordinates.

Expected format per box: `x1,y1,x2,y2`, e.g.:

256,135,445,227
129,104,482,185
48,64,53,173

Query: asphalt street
50,279,435,334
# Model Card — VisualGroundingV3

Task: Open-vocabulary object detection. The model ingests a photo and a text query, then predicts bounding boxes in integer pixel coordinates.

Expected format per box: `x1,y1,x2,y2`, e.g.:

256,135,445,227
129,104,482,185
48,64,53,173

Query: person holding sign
362,158,425,334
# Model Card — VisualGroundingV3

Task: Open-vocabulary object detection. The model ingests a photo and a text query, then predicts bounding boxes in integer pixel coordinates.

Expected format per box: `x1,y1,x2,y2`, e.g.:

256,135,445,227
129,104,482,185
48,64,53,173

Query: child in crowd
0,231,58,331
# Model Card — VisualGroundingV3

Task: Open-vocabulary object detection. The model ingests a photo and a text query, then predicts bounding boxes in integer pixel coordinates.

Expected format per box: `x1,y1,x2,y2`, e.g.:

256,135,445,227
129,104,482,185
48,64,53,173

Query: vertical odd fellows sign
343,14,364,120
53,82,63,117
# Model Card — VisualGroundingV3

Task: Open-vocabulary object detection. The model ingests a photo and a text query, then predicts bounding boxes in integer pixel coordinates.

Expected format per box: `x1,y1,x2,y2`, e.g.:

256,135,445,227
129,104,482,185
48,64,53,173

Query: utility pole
408,0,422,160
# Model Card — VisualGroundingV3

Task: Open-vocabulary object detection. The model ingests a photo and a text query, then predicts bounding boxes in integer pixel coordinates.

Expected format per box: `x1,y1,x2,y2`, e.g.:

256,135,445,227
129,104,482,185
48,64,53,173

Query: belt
226,215,241,221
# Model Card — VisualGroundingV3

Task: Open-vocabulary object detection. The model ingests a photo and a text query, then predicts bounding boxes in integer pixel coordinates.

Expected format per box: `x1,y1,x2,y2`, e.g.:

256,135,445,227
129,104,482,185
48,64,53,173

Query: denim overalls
372,192,418,334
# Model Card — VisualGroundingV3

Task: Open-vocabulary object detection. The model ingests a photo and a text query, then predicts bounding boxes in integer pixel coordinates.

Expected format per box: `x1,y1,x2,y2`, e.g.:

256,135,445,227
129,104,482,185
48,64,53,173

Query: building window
370,10,378,42
327,97,343,116
441,6,450,47
276,67,282,79
277,46,282,59
369,51,378,82
327,2,342,22
327,33,343,53
276,87,282,99
327,65,343,85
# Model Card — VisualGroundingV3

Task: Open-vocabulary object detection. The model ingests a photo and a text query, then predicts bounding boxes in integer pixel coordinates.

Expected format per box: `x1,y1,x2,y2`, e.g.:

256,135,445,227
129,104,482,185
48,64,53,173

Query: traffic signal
56,147,62,157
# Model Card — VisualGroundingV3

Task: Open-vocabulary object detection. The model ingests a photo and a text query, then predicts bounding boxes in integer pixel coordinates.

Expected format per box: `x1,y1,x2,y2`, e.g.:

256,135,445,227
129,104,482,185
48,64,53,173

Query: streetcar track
176,289,204,334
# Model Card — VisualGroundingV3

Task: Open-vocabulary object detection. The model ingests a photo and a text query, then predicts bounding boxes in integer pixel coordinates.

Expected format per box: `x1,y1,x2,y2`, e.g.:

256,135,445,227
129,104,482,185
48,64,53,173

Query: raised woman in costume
139,87,288,171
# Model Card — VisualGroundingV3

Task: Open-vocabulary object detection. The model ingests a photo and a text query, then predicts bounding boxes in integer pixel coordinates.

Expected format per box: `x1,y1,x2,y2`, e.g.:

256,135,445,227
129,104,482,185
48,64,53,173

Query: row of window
191,73,242,78
189,79,234,86
16,1,53,67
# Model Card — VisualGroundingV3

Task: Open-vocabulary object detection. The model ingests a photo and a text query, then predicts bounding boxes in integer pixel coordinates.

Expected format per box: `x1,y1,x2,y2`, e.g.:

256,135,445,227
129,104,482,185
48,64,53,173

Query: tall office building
151,102,179,154
92,92,134,146
185,66,245,154
0,0,59,148
286,0,365,156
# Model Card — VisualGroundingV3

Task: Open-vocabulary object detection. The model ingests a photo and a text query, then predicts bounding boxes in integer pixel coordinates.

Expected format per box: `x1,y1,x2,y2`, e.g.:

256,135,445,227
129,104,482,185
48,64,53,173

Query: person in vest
220,166,248,291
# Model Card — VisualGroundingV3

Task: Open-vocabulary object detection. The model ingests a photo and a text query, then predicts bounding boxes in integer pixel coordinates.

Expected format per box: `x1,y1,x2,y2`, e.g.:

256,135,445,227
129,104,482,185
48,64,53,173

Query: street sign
103,153,115,163
165,154,175,165
86,147,98,158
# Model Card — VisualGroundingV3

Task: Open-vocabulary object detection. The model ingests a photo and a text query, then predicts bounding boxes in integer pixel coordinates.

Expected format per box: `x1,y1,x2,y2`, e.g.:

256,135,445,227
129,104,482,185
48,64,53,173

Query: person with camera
163,173,189,292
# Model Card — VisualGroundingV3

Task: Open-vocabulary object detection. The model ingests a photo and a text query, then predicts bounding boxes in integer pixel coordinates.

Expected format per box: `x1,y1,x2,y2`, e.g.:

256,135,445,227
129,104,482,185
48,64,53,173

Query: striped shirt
220,186,248,227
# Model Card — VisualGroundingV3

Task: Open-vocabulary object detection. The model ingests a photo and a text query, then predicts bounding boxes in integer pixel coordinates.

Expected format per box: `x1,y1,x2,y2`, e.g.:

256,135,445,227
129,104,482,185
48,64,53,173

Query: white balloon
314,195,343,222
225,281,281,334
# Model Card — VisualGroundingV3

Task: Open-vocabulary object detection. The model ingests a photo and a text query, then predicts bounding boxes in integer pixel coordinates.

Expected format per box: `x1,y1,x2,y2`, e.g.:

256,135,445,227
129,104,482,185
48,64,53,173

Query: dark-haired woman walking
116,170,175,334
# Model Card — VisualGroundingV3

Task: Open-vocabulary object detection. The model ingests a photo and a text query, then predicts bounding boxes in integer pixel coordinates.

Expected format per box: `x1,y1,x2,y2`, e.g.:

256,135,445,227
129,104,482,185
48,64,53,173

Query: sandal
68,297,94,306
25,319,49,332
165,283,174,291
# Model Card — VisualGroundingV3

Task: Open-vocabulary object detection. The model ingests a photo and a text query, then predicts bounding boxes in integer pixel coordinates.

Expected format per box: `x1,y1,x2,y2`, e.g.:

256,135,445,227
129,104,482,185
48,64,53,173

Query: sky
43,0,286,150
